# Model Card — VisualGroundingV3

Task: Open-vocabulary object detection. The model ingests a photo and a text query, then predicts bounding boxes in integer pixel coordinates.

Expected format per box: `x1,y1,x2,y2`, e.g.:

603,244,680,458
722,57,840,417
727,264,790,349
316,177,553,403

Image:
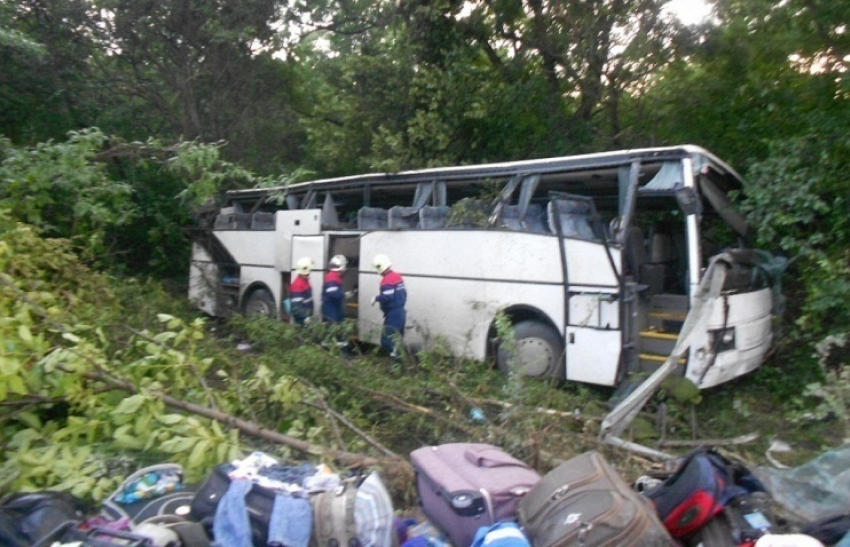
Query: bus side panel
216,231,280,267
563,239,622,386
274,210,322,271
189,242,221,316
357,231,564,359
686,287,773,388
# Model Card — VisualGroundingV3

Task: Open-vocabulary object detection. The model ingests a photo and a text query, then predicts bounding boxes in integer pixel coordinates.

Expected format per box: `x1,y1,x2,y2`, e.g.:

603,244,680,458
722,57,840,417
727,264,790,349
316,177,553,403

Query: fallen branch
2,275,407,474
657,433,759,448
83,368,409,473
303,400,399,459
357,385,478,432
468,397,583,420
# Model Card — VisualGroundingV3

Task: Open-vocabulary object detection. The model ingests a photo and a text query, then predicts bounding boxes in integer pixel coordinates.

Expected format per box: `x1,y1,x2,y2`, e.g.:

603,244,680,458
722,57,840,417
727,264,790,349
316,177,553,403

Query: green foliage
0,129,281,275
0,217,289,495
0,129,133,259
743,135,850,341
793,334,850,442
0,0,103,144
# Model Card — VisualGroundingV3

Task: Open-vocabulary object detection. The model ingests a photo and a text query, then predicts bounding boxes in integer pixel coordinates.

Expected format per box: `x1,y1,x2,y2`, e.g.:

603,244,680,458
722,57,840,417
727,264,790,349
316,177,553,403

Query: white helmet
295,257,314,276
329,254,347,272
373,254,392,275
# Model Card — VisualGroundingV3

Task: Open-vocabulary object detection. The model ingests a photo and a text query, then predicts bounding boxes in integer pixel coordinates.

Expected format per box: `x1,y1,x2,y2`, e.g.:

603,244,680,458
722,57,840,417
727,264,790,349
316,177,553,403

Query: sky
665,0,713,26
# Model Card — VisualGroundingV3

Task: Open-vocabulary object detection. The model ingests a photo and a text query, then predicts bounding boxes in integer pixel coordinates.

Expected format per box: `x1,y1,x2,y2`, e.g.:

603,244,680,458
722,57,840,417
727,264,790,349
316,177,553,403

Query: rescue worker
290,257,314,326
371,254,406,358
321,254,348,324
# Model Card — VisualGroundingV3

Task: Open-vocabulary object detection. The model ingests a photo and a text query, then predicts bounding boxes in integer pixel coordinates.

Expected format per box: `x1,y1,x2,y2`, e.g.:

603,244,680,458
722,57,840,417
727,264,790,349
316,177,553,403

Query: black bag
60,525,157,546
801,513,850,545
687,493,778,546
189,464,277,546
0,490,89,547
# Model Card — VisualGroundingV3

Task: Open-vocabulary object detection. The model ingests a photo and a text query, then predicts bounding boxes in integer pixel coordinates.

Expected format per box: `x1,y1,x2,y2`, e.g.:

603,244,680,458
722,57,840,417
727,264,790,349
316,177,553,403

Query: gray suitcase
410,443,541,547
517,451,674,547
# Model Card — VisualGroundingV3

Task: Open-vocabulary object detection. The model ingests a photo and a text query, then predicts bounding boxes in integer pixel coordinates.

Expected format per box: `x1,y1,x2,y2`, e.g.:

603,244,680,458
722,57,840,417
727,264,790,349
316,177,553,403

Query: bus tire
496,320,564,379
243,288,276,318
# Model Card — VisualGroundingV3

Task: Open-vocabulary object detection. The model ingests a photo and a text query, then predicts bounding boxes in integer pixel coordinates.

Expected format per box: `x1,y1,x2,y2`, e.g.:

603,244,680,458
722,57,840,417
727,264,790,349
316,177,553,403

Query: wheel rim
245,294,274,317
513,336,556,377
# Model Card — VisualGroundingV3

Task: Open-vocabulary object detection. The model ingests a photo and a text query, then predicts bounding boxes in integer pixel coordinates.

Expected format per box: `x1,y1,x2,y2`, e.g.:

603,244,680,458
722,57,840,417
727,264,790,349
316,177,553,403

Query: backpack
643,448,766,539
311,481,360,547
0,490,89,547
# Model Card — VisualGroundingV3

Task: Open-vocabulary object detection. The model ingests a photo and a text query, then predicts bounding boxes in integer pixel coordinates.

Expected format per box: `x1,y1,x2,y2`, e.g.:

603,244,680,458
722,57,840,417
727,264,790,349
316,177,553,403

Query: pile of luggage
1,444,847,546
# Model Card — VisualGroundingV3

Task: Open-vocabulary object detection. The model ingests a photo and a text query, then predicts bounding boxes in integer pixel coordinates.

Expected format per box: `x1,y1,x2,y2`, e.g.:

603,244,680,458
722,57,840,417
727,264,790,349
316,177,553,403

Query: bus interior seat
419,206,451,229
388,206,420,229
500,204,547,233
547,199,597,240
321,193,340,228
357,207,389,230
639,232,674,295
233,213,251,230
251,212,275,230
214,214,233,230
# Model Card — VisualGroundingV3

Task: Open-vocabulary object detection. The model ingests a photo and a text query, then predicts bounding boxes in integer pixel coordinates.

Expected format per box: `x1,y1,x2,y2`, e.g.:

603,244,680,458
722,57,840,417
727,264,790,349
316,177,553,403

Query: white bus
189,145,779,389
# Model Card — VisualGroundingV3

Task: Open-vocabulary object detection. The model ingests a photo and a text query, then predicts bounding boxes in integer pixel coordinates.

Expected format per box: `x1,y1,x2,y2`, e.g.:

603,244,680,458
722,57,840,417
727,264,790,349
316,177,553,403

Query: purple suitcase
410,443,541,547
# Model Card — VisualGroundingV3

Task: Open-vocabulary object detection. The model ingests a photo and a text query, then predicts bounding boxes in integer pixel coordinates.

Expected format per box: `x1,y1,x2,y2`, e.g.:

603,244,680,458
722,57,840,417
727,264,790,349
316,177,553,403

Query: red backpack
642,448,766,539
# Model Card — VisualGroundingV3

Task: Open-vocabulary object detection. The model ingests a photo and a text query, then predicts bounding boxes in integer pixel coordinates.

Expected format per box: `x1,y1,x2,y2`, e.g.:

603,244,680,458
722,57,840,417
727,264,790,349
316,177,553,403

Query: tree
0,128,269,275
632,0,848,165
0,0,102,143
460,0,682,150
89,0,306,173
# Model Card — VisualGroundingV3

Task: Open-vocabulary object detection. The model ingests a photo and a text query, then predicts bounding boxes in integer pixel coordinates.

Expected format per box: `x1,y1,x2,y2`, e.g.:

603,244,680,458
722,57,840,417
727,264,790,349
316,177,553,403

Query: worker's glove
304,316,313,325
371,296,379,307
345,289,358,298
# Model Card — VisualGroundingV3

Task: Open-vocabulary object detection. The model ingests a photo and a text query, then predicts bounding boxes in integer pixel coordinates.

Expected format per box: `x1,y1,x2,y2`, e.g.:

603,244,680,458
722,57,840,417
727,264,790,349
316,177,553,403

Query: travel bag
643,448,768,539
102,463,195,525
410,443,541,547
517,450,673,547
189,463,278,546
311,481,359,547
0,491,89,547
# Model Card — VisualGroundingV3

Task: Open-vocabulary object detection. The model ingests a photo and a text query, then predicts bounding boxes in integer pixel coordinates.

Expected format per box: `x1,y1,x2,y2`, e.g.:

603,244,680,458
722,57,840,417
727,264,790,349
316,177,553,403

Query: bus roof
226,144,744,200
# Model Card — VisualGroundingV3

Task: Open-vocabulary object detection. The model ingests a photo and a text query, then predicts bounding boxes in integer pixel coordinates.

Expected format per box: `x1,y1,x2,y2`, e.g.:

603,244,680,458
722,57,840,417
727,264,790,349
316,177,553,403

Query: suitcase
517,451,674,547
410,443,541,547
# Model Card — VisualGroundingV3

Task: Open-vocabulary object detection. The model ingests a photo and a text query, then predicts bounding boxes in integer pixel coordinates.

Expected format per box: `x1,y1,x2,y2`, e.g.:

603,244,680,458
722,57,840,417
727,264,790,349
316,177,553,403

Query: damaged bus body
189,145,779,389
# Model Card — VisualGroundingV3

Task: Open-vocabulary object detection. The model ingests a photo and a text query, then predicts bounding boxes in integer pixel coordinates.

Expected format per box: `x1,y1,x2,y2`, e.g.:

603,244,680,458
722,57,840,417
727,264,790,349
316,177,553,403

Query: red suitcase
410,443,541,547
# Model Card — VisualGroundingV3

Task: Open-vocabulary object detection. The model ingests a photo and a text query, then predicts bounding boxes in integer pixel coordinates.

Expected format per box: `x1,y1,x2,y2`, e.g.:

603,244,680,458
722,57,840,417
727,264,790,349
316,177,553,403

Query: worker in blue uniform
372,254,407,359
321,254,349,324
289,257,314,326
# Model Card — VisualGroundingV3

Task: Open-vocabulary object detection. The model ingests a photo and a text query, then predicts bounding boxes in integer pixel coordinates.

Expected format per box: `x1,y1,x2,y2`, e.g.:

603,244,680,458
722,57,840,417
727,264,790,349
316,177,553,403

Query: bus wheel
243,288,276,318
497,320,564,379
